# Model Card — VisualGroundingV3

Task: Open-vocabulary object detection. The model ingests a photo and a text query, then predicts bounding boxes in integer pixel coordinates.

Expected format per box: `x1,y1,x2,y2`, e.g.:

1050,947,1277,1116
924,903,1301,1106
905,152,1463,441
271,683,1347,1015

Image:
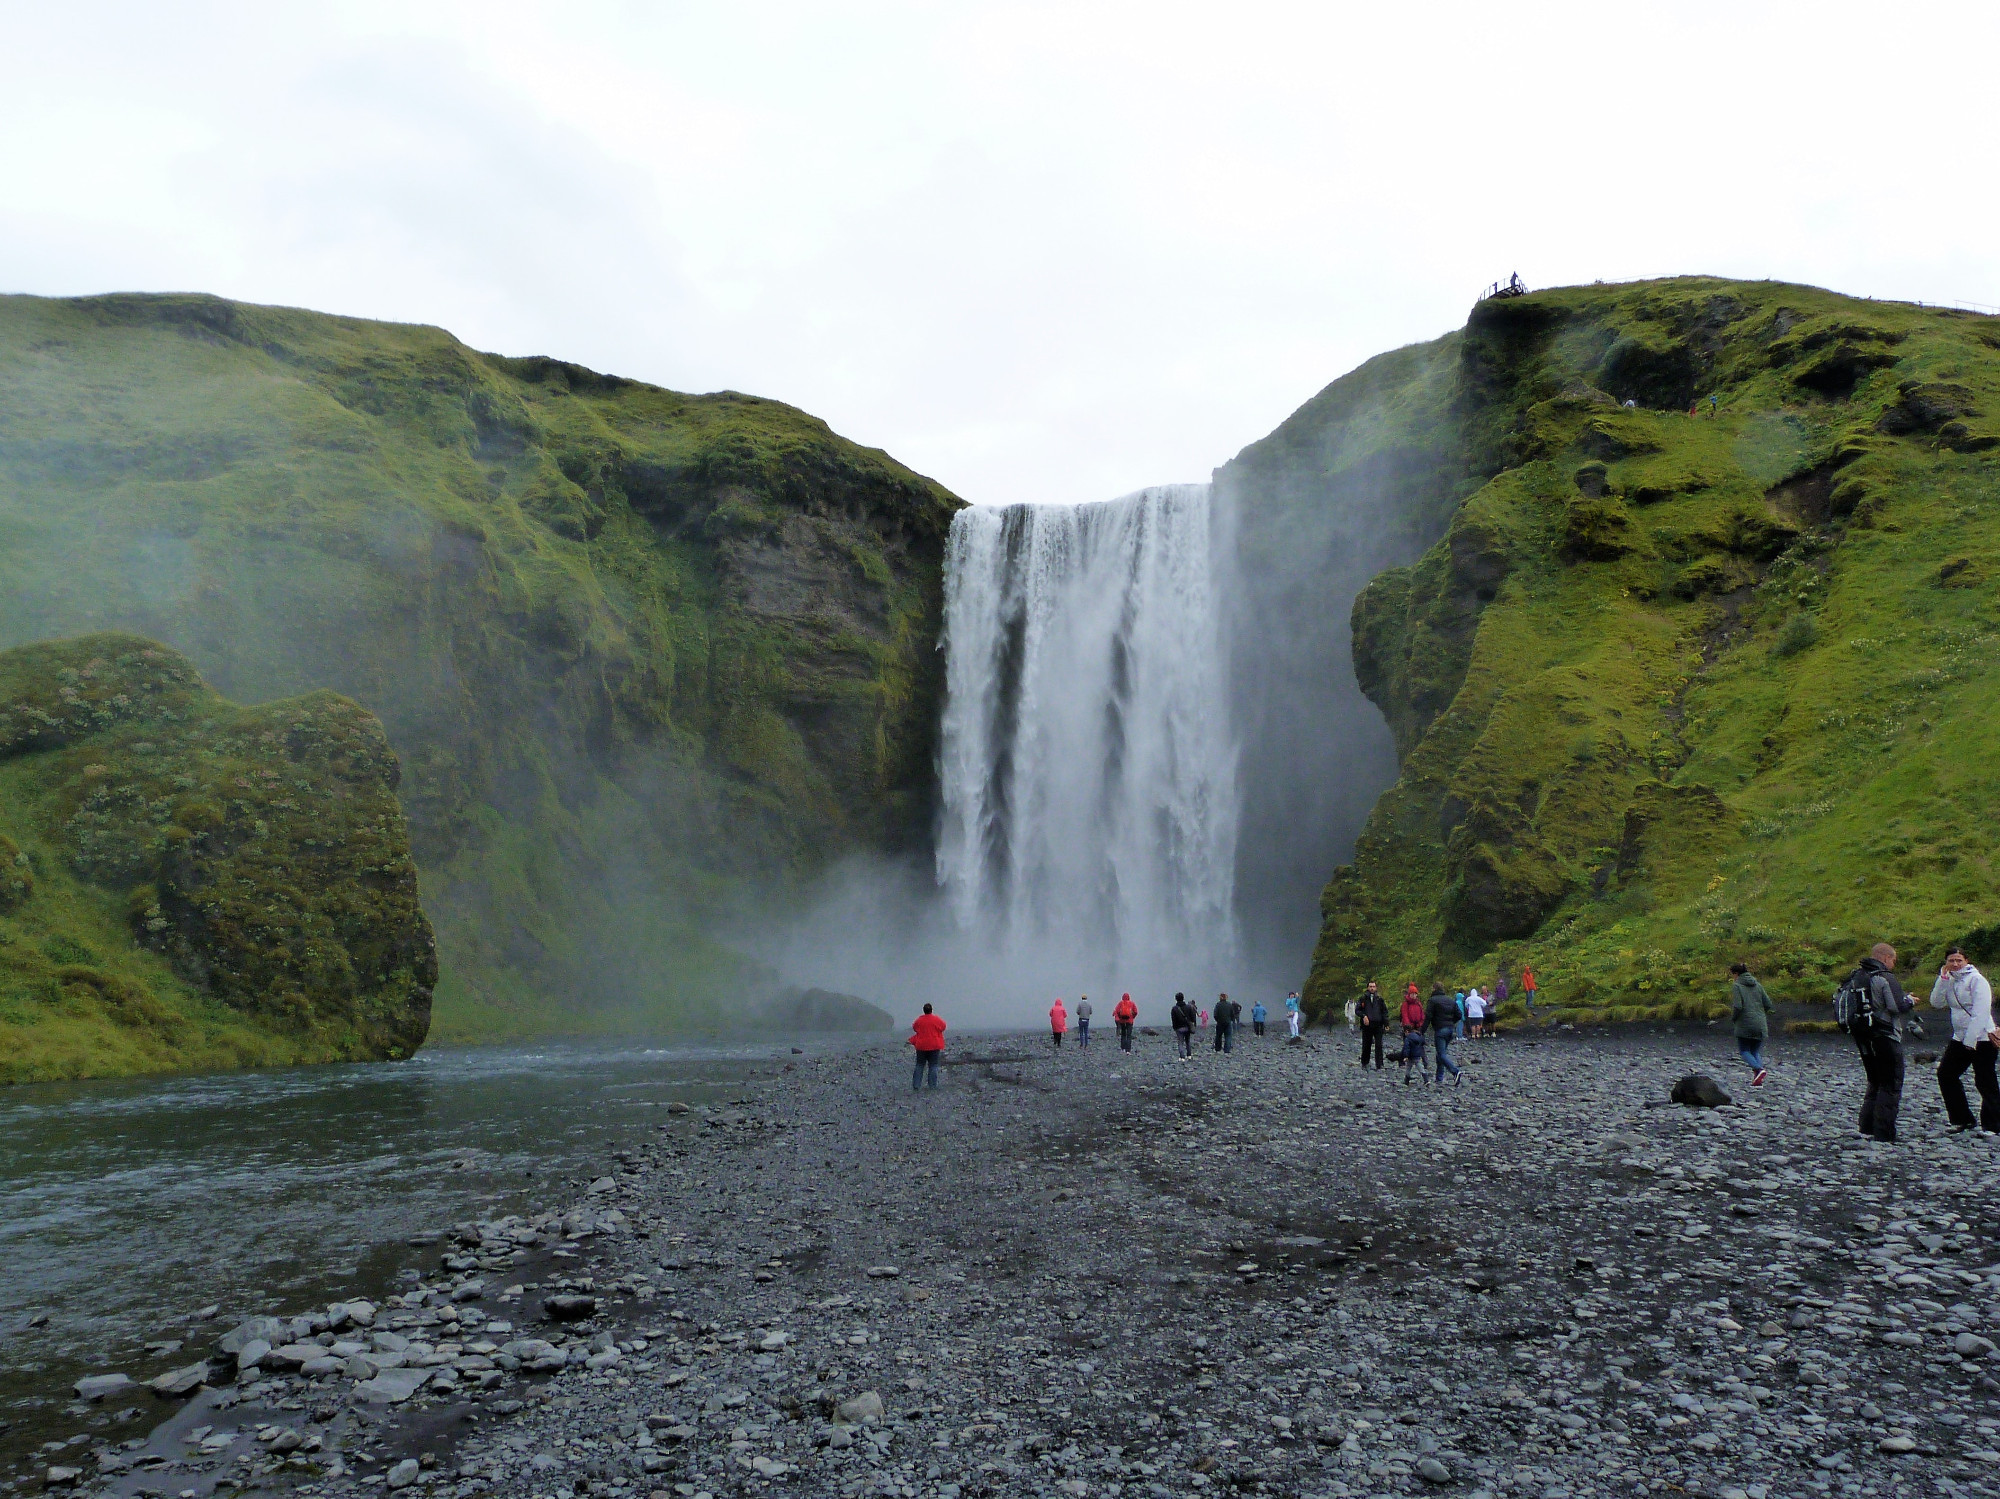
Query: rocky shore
15,1025,2000,1499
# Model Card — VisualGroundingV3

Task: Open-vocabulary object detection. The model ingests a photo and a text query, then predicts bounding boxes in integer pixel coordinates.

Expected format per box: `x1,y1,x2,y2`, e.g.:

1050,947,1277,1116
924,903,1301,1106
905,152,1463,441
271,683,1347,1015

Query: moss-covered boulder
0,634,434,1079
1302,276,2000,1022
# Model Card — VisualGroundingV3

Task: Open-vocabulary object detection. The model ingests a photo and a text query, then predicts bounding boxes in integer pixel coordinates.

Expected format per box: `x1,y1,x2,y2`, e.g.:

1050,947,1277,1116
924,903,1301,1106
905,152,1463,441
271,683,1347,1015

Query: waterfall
935,484,1239,998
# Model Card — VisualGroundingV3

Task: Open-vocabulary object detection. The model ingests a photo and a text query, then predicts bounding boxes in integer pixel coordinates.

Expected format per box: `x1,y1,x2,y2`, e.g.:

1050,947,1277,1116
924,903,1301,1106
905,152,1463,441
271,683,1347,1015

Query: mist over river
0,1041,864,1469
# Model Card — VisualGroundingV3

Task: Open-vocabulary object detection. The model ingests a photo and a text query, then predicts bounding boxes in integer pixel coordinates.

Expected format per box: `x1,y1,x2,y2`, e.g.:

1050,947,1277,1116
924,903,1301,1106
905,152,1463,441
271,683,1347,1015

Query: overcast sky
5,1,1996,506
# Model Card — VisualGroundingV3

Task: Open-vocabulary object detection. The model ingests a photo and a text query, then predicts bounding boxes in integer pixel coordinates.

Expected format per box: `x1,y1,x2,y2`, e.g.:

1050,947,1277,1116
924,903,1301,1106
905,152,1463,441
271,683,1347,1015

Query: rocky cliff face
0,634,435,1080
1298,277,2000,1017
0,294,961,1042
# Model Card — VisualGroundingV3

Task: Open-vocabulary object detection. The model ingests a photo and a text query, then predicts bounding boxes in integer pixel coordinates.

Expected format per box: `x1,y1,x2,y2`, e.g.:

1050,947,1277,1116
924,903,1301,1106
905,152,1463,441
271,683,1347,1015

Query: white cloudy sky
5,1,1996,505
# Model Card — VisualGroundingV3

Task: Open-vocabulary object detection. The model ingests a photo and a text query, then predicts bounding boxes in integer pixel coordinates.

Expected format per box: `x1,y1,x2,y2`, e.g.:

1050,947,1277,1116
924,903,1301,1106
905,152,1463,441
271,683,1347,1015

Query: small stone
1670,1074,1732,1108
73,1373,135,1402
44,1467,82,1487
1956,1332,1997,1357
148,1362,209,1397
355,1368,431,1404
759,1331,790,1351
864,1265,900,1279
386,1457,421,1489
836,1390,885,1424
1417,1455,1451,1483
219,1317,285,1355
543,1294,598,1320
1878,1435,1917,1453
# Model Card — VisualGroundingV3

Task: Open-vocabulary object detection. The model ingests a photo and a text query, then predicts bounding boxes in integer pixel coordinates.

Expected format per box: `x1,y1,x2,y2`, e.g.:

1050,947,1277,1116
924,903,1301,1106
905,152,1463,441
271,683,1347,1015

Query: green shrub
1770,614,1820,659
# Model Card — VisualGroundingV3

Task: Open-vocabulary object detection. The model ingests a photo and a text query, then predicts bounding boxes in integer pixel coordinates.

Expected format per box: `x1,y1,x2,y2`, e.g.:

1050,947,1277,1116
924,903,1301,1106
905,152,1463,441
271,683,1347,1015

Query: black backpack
1833,966,1905,1035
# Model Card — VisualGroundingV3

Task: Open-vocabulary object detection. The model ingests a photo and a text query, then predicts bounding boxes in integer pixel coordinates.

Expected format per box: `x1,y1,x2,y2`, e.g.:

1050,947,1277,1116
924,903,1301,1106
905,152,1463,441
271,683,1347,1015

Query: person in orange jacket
1049,997,1068,1049
907,1002,946,1091
1112,992,1139,1051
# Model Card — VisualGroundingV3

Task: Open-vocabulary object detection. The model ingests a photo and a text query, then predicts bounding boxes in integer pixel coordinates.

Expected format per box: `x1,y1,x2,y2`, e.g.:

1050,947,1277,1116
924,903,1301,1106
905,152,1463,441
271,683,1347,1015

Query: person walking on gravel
1114,992,1138,1052
1840,942,1914,1142
1286,990,1302,1039
1399,988,1429,1084
1075,995,1093,1050
1251,999,1268,1037
1729,962,1776,1085
1428,984,1463,1084
907,1003,946,1091
1357,982,1387,1070
1049,997,1068,1049
1171,993,1196,1060
1213,993,1238,1053
1930,946,2000,1134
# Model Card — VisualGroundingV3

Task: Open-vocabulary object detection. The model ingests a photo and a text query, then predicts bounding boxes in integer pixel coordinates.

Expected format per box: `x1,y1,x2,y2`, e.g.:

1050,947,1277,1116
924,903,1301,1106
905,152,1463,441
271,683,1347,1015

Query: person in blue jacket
1251,999,1268,1037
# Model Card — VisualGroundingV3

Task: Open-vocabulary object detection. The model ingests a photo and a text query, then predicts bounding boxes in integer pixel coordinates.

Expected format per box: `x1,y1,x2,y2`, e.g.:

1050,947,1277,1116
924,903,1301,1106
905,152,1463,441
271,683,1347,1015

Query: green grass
0,634,433,1081
1306,277,2000,1022
0,294,962,1051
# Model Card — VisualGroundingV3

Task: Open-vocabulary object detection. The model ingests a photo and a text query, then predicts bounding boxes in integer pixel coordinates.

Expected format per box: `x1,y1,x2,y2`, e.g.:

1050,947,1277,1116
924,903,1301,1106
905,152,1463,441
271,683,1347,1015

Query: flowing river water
0,1041,852,1477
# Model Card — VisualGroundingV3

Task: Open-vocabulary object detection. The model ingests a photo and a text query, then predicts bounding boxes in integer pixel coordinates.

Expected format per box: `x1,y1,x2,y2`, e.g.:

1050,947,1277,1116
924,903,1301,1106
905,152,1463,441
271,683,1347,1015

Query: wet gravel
18,1024,2000,1499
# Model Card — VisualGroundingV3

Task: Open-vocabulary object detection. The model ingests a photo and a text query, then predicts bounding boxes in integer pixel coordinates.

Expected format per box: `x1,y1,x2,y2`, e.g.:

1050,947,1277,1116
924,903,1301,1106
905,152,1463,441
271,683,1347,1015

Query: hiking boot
1752,1069,1767,1086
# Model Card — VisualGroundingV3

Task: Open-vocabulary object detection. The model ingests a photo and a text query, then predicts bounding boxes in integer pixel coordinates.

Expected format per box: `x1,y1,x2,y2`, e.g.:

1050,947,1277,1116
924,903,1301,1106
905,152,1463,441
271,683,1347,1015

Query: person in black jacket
1848,943,1914,1142
1427,985,1463,1085
1170,992,1195,1060
1356,982,1387,1070
1213,993,1238,1054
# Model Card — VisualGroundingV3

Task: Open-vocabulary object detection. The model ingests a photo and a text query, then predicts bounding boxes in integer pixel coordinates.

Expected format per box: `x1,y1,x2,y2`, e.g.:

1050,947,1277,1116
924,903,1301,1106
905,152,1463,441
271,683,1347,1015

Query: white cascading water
935,483,1239,998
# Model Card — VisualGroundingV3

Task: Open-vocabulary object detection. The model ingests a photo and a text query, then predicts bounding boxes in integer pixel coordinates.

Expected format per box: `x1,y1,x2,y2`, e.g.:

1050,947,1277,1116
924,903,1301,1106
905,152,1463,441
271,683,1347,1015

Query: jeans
911,1050,939,1090
1214,1023,1233,1053
1738,1039,1766,1071
1938,1039,2000,1131
1117,1021,1134,1051
1359,1026,1383,1068
1856,1031,1905,1141
1175,1028,1192,1058
1077,1019,1090,1048
1435,1033,1461,1082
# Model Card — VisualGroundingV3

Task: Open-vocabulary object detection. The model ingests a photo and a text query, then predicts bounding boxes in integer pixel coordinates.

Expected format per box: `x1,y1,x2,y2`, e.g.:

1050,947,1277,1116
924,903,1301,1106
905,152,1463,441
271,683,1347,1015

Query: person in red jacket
1112,992,1139,1051
1049,998,1068,1049
908,1003,945,1091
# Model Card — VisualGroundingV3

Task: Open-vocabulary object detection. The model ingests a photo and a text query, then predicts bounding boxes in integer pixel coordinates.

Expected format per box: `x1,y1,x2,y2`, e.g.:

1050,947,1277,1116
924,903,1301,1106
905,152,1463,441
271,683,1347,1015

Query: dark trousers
1856,1031,1905,1141
1117,1022,1134,1051
911,1050,939,1090
1253,1021,1265,1035
1052,1029,1064,1048
1175,1028,1192,1057
1938,1039,2000,1131
1359,1026,1384,1068
1214,1022,1233,1053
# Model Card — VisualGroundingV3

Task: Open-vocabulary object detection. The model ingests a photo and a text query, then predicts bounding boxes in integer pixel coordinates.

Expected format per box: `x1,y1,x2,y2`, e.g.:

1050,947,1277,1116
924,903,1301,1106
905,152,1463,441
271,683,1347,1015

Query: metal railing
1479,273,1528,301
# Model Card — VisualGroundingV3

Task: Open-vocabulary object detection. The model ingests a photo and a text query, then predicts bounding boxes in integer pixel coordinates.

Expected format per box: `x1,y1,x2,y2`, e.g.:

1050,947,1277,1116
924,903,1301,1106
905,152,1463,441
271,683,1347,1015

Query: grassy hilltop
0,294,961,1047
0,634,434,1080
1300,277,2000,1021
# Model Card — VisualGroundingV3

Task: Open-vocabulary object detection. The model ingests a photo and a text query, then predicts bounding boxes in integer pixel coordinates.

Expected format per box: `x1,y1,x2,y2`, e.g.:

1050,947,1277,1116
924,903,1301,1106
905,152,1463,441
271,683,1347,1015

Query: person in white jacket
1930,946,2000,1134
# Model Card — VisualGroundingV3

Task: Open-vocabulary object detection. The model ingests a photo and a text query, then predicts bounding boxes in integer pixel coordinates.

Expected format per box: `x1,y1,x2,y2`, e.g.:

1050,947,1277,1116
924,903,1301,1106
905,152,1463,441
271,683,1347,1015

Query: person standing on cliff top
1113,992,1138,1052
1075,995,1092,1050
1049,997,1068,1049
907,1003,945,1091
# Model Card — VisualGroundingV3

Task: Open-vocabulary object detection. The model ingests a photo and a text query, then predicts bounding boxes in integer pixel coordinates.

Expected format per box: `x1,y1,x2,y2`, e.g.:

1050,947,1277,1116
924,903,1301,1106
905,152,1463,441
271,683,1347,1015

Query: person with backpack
1113,992,1139,1052
1213,993,1238,1053
1930,946,1999,1134
1428,984,1464,1085
1399,988,1429,1084
1049,997,1068,1049
1075,995,1093,1050
1285,991,1303,1039
1250,998,1268,1037
1171,992,1195,1060
1357,982,1388,1069
1729,962,1776,1085
907,1002,946,1091
1837,943,1916,1142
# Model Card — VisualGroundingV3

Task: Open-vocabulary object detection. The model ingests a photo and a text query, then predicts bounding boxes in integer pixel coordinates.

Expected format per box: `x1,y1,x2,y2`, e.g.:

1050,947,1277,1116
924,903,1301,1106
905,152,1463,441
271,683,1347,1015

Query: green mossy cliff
0,634,435,1080
0,293,961,1046
1303,277,2000,1020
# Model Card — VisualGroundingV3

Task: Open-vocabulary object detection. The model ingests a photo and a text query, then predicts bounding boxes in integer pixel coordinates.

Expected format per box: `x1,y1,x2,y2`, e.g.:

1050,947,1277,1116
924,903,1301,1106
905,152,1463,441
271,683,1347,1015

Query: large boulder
1671,1074,1732,1108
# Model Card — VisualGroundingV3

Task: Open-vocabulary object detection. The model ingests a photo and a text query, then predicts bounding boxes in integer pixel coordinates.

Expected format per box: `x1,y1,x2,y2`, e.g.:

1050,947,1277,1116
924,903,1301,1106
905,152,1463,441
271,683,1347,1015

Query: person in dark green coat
1730,962,1776,1085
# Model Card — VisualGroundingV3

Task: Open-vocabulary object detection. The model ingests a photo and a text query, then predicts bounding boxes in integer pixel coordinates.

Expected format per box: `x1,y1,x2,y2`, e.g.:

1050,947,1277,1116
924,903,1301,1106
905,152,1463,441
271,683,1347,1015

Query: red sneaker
1752,1068,1767,1086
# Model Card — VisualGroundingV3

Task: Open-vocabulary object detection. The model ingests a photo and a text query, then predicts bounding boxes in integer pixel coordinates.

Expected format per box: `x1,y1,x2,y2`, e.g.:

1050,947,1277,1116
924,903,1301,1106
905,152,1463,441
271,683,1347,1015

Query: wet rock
1670,1073,1731,1107
355,1367,431,1404
218,1316,285,1355
543,1293,598,1320
73,1373,135,1402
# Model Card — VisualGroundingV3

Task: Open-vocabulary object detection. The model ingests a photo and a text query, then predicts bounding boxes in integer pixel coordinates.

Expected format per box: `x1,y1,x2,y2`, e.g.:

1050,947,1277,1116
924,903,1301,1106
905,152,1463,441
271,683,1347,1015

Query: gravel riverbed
17,1025,2000,1499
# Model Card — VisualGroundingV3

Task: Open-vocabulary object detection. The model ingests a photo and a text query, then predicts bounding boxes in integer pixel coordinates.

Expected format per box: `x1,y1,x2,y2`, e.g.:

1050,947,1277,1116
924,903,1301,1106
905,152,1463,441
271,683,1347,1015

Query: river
0,1040,844,1476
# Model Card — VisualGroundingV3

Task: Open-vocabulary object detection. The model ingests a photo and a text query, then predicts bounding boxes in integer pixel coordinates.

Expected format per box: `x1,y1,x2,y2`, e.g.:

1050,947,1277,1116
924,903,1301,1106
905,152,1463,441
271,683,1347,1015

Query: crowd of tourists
898,943,1999,1145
